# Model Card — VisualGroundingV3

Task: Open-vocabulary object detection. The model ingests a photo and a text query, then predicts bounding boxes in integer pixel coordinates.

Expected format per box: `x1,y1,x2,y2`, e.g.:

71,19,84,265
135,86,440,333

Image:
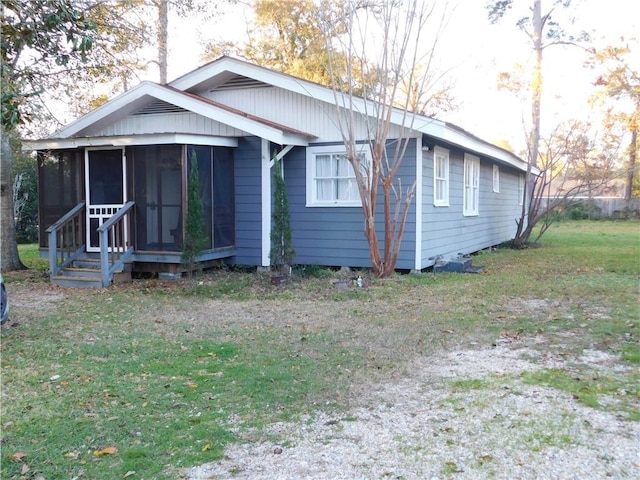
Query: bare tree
529,120,618,242
321,0,448,278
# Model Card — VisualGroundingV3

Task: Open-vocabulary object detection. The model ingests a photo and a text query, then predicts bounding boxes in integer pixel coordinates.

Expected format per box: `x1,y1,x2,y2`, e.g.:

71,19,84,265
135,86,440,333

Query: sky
161,0,639,154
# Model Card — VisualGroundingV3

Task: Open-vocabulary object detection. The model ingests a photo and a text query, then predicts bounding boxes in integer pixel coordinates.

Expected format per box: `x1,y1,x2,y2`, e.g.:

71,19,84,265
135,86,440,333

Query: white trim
84,147,127,252
23,133,238,151
493,164,500,193
463,154,480,217
305,144,368,207
414,137,423,271
49,81,311,146
433,146,450,207
435,125,534,173
261,139,271,267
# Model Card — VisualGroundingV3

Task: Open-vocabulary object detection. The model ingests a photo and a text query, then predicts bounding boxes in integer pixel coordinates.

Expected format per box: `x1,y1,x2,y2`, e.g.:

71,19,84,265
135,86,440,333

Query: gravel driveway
186,341,639,479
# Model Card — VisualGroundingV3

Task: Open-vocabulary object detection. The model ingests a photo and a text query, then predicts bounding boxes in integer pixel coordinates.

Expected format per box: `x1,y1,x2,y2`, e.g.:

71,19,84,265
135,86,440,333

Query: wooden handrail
47,203,86,277
46,202,85,233
98,201,135,287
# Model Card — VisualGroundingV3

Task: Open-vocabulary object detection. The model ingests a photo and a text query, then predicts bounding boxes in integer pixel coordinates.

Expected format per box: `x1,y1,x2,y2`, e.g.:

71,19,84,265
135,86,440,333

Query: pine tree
181,150,206,277
270,157,295,273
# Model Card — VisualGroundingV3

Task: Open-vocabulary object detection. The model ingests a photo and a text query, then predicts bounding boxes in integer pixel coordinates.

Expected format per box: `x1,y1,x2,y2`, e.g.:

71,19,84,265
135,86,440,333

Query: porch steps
51,257,132,288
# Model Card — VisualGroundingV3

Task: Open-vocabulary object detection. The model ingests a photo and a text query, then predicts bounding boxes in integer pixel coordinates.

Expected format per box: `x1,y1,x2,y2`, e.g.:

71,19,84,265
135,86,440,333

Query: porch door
85,148,127,252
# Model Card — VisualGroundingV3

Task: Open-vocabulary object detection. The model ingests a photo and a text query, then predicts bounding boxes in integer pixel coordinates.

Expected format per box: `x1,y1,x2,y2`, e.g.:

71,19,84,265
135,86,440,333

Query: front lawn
2,220,638,479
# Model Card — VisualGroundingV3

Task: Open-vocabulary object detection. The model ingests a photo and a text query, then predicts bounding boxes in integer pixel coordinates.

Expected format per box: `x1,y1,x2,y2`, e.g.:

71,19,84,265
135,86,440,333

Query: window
493,165,500,193
518,174,525,205
306,145,367,206
463,154,480,216
433,147,449,206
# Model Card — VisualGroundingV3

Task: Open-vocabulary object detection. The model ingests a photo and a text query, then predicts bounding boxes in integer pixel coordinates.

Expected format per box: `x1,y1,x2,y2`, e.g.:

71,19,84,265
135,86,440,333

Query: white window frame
433,146,450,206
493,164,500,193
463,154,480,216
306,145,368,207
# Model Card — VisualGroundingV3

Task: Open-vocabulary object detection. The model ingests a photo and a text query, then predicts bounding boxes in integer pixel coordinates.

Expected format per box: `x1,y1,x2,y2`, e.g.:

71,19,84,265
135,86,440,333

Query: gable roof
25,79,315,149
26,56,530,172
172,56,529,172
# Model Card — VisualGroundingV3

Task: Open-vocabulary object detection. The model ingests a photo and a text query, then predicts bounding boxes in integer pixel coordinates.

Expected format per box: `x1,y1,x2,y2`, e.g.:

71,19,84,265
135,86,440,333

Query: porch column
261,139,271,267
261,141,295,268
415,136,423,271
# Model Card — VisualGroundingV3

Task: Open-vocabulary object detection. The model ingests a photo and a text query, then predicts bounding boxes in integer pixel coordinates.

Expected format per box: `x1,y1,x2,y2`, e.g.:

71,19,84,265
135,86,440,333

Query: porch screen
38,150,84,248
186,146,235,250
213,147,235,248
131,145,182,251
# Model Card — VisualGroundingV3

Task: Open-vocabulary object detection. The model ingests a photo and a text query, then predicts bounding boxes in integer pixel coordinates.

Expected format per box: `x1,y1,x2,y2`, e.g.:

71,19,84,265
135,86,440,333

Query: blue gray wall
285,140,417,270
232,135,521,271
421,144,522,267
232,136,263,265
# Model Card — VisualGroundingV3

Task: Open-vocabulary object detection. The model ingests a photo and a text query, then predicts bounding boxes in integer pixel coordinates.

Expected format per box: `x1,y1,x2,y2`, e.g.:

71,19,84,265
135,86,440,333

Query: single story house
24,56,529,287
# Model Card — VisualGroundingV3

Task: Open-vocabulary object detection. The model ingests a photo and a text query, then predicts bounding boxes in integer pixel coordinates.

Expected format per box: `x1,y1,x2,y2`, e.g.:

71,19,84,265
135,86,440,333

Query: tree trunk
157,0,168,83
514,0,543,246
1,127,26,272
625,127,637,200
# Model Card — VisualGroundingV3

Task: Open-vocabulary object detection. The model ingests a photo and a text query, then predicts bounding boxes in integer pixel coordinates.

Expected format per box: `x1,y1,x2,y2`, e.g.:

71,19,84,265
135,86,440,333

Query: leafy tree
203,0,357,88
269,156,295,273
181,151,207,277
1,0,97,272
11,146,38,244
487,0,589,246
590,45,640,199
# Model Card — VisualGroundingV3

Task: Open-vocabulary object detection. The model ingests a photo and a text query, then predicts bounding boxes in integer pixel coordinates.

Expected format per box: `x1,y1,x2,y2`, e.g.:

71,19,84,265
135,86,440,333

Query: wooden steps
51,256,131,288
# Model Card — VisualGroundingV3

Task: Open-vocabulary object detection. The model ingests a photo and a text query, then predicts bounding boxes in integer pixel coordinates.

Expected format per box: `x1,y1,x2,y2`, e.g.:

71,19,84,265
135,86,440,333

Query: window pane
316,155,332,177
337,178,358,201
436,179,444,201
336,155,353,177
317,179,334,201
437,156,446,179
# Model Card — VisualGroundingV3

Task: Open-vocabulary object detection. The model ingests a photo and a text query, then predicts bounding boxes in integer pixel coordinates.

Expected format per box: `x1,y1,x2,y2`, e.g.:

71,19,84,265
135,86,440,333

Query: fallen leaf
6,452,27,461
123,471,136,478
21,463,30,474
201,441,211,452
94,446,118,456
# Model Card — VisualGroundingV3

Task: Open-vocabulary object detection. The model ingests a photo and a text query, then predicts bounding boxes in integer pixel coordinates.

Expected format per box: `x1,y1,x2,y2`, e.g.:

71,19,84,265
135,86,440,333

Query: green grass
2,306,359,478
17,243,48,270
521,367,639,418
2,220,639,478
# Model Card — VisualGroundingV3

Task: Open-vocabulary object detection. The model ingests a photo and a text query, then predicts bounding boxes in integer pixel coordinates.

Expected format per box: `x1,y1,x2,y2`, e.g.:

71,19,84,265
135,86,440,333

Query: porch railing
46,202,86,278
97,201,135,287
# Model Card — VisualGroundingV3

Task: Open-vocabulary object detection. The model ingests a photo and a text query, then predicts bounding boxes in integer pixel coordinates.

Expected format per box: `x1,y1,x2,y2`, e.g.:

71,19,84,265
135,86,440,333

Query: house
24,56,529,287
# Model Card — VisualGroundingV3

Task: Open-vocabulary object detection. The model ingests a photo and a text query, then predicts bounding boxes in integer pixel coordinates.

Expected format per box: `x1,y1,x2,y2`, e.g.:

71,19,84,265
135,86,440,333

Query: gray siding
86,112,249,137
231,137,263,265
421,145,522,267
204,87,408,144
285,140,417,270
